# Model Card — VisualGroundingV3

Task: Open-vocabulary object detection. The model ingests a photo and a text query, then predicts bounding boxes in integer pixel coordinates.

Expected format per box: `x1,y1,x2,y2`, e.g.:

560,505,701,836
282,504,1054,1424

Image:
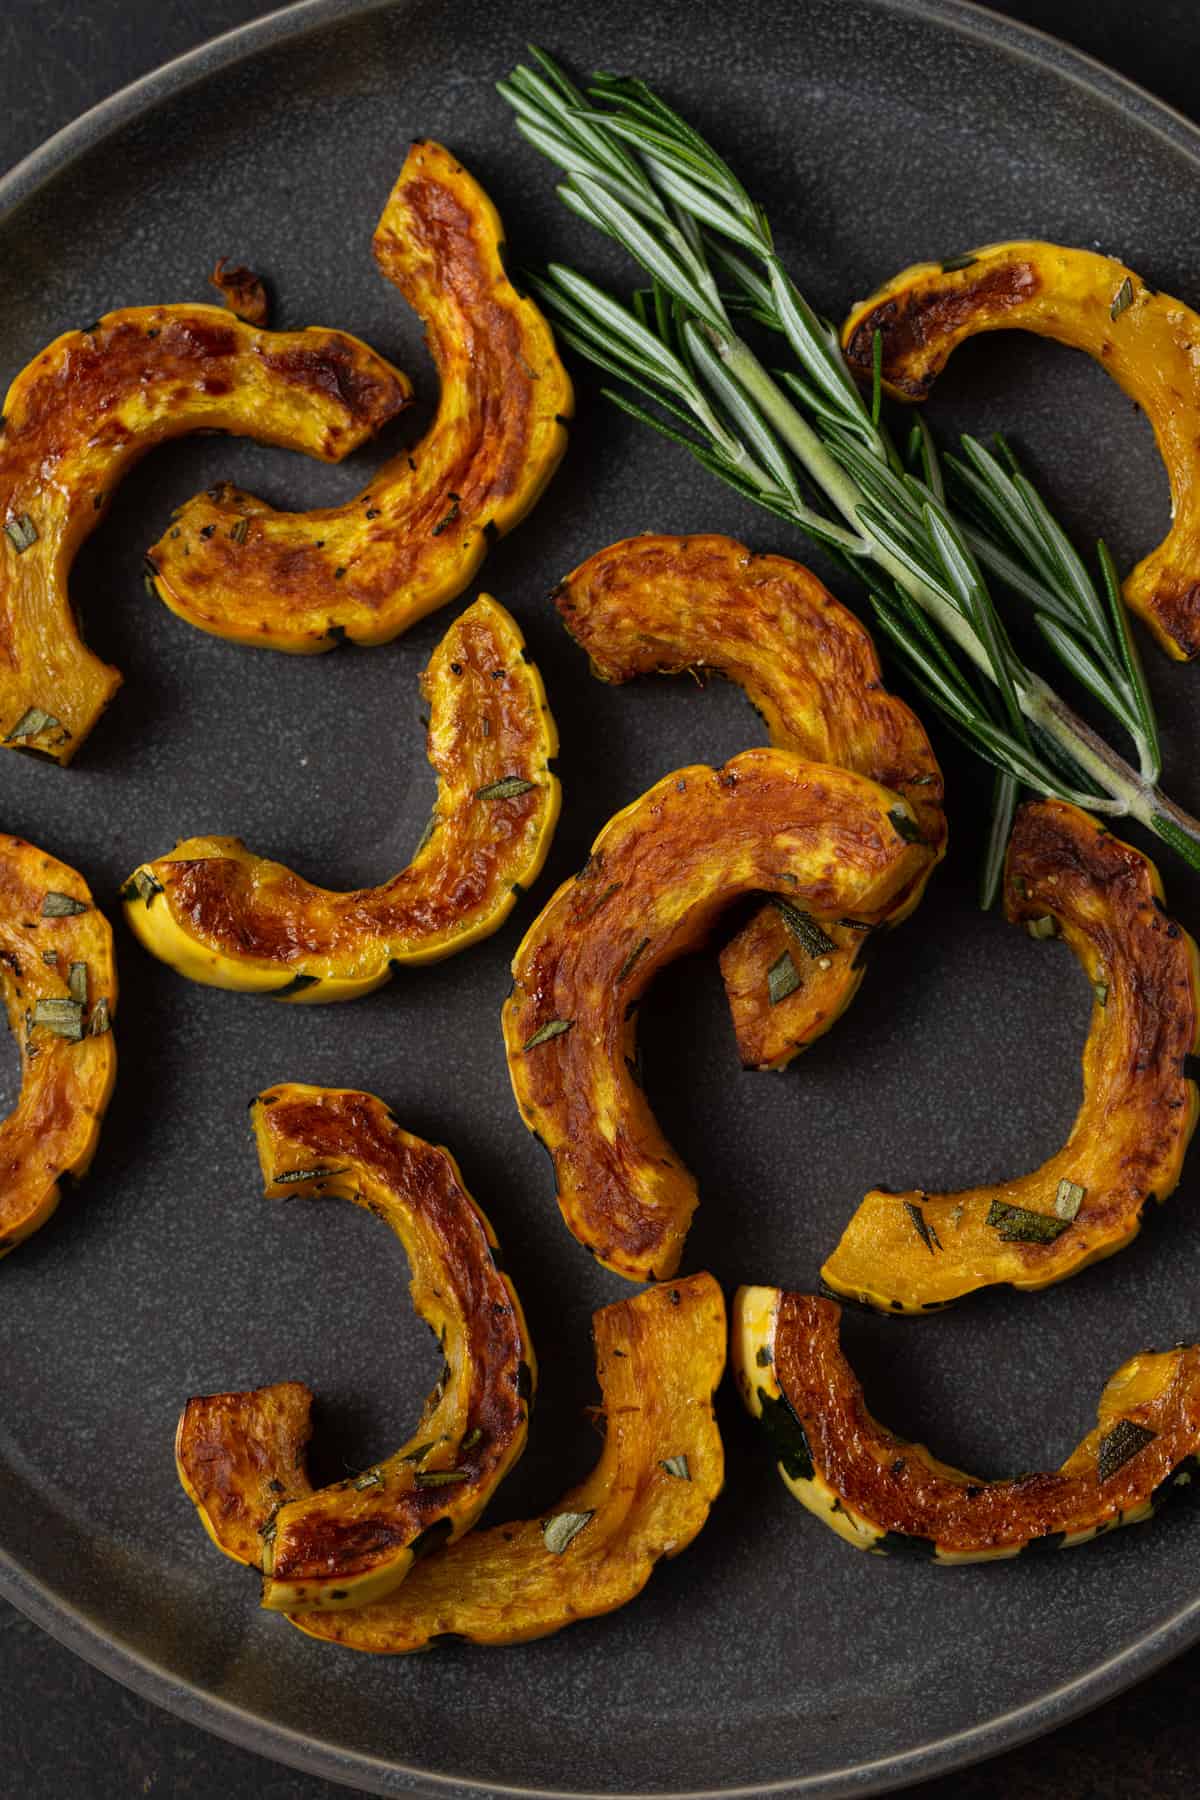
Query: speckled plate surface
3,0,1200,1793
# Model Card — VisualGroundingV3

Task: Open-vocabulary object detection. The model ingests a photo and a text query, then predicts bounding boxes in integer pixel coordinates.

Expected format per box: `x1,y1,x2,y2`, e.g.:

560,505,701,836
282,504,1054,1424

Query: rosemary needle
498,49,1200,901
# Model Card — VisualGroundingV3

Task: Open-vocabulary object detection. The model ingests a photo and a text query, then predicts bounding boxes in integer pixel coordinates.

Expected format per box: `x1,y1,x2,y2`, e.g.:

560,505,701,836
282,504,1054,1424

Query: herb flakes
888,807,923,845
1026,914,1058,941
903,1198,942,1254
42,891,88,918
772,897,835,958
541,1510,593,1554
985,1198,1070,1244
33,997,84,1041
413,1468,469,1488
1054,1178,1086,1222
4,513,38,553
5,706,63,744
767,951,800,1006
616,936,649,984
353,1468,384,1491
661,1454,690,1481
88,996,112,1037
1110,276,1135,320
270,1164,348,1186
431,494,461,536
477,776,537,801
1097,1417,1156,1483
67,961,88,1005
941,253,979,273
121,869,163,909
523,1018,573,1051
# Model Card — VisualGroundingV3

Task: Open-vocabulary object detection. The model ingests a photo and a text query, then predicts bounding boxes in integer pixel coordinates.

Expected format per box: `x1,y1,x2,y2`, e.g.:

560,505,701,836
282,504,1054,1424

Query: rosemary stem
716,333,868,534
715,325,1199,839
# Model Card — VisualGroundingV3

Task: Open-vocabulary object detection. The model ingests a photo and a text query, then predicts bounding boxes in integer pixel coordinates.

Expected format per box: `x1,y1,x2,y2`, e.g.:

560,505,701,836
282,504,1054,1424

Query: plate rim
3,0,1200,1794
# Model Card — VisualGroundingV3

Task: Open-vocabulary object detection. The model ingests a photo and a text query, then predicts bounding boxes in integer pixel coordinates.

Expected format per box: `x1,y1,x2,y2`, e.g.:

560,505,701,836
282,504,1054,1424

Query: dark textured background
2,1,1200,1795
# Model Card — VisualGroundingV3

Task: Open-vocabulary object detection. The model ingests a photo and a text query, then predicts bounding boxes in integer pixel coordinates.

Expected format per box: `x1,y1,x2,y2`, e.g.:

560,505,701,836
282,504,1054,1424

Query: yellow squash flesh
0,306,409,761
179,1273,724,1650
290,1273,725,1651
176,1085,535,1611
121,596,559,1001
556,532,945,1070
147,141,573,650
0,837,117,1256
735,1287,1200,1561
503,749,928,1281
822,800,1200,1311
843,240,1200,659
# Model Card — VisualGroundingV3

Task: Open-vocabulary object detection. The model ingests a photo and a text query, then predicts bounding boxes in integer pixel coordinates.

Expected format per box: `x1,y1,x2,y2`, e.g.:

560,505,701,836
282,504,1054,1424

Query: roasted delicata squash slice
735,1287,1200,1561
842,242,1200,659
556,533,945,1070
0,837,117,1256
0,306,409,762
147,141,572,651
823,800,1200,1312
289,1272,726,1651
122,597,558,1002
176,1084,535,1611
183,1274,724,1650
503,748,928,1281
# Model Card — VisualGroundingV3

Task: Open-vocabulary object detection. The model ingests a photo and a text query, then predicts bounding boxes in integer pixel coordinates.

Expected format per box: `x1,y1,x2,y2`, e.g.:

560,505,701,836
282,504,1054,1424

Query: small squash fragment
842,241,1200,659
556,533,945,1069
0,837,117,1257
0,306,410,761
822,800,1200,1312
176,1382,315,1567
734,1287,1200,1561
176,1085,535,1611
287,1273,724,1651
503,748,928,1281
121,596,559,1002
146,141,573,651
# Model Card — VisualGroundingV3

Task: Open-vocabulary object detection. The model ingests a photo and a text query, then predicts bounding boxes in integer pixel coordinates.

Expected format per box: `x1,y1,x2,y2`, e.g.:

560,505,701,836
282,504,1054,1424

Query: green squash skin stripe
756,1385,814,1482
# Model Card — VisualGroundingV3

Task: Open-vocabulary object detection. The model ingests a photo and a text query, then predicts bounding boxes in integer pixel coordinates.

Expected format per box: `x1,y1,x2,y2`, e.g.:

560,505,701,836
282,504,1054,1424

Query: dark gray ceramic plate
3,0,1200,1793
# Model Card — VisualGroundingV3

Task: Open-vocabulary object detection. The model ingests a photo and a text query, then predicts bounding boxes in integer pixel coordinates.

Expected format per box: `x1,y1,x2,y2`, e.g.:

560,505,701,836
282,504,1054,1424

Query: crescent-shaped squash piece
0,837,117,1256
176,1084,535,1611
503,749,929,1281
291,1273,725,1651
734,1287,1200,1561
842,242,1200,659
178,1274,724,1650
146,141,573,651
556,533,945,1070
121,596,559,1002
0,306,410,761
822,800,1200,1312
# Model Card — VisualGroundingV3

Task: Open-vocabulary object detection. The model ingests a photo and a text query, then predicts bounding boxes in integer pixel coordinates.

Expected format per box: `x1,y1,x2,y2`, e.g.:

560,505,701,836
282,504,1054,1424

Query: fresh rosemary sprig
498,49,1200,899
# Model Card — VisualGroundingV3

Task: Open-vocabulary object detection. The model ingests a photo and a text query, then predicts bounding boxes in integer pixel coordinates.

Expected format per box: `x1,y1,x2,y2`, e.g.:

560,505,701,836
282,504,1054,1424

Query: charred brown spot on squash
843,259,1041,398
144,143,572,651
822,800,1200,1311
556,533,944,1073
0,303,409,760
503,748,927,1282
747,1290,1200,1559
287,1274,725,1653
175,1382,315,1567
841,241,1200,659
